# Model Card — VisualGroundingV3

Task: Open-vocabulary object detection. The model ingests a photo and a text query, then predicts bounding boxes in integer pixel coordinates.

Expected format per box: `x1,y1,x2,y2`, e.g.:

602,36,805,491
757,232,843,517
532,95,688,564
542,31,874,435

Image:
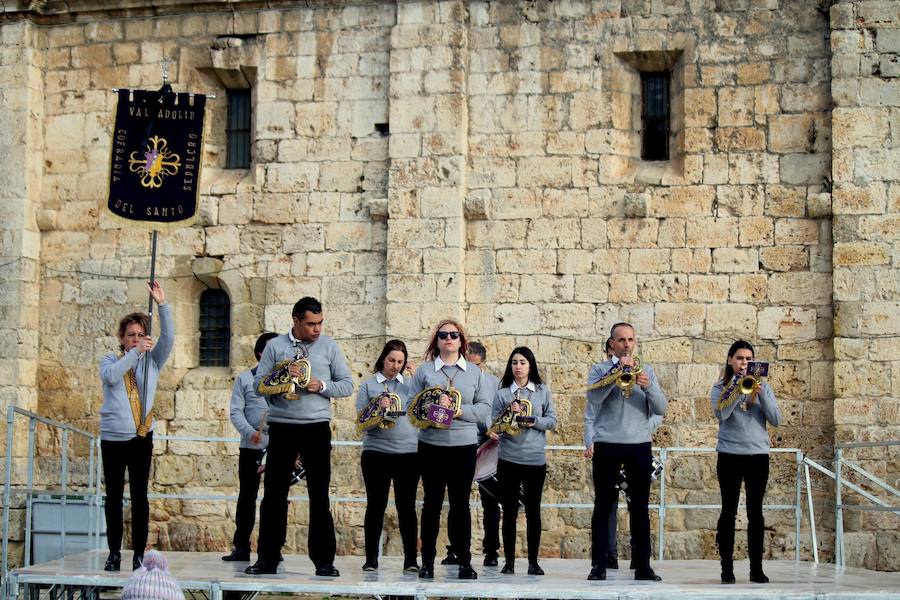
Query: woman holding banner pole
98,281,173,571
711,340,782,585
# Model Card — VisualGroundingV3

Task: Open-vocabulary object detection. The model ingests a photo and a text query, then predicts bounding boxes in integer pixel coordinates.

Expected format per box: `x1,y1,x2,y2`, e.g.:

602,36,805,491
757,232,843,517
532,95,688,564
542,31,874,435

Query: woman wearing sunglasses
355,339,420,574
408,319,493,580
488,346,556,576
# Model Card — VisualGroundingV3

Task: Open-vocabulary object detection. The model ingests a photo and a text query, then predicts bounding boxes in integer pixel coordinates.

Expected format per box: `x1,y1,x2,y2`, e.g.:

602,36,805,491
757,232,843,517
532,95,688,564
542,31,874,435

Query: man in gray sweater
222,331,277,563
584,323,667,582
245,297,353,577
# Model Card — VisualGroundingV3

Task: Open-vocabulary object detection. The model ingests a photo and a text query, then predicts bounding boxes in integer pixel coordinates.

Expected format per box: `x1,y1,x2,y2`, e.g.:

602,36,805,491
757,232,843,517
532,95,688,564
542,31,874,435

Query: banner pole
141,230,158,423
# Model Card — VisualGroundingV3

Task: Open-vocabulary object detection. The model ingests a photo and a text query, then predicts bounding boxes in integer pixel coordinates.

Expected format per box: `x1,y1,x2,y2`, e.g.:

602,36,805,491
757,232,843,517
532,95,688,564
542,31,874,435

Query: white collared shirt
434,355,467,371
376,372,405,384
509,381,536,394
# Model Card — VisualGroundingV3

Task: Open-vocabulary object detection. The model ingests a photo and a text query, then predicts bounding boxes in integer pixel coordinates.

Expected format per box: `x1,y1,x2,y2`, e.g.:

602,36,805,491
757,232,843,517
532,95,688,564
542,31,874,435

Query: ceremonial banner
107,87,206,227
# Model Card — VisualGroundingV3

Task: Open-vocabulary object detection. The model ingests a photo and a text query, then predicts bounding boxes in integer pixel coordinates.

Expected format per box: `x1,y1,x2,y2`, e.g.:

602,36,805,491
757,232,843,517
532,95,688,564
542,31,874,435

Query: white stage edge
5,551,900,599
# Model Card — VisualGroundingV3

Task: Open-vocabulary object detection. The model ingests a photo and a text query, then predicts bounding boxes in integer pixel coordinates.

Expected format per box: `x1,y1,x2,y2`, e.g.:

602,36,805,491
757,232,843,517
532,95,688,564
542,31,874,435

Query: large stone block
757,307,816,341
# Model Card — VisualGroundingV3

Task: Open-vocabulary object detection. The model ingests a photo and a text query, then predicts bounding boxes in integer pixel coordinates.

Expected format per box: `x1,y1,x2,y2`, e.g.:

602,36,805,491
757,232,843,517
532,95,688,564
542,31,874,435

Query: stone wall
829,0,900,571
0,0,897,571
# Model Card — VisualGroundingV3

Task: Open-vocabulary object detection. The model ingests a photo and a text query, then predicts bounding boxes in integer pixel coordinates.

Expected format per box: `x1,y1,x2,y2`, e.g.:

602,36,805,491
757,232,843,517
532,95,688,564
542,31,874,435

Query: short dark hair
254,332,278,361
374,339,408,374
292,297,322,320
500,346,543,388
117,312,148,351
610,322,634,339
468,341,487,361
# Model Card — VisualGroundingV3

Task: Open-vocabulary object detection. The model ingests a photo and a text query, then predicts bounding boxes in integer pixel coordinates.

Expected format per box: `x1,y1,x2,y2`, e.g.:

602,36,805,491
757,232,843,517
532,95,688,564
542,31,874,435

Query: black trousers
101,433,153,556
716,452,769,569
498,459,546,564
361,450,420,563
418,441,476,567
478,477,501,557
232,447,265,550
590,442,652,571
258,422,335,567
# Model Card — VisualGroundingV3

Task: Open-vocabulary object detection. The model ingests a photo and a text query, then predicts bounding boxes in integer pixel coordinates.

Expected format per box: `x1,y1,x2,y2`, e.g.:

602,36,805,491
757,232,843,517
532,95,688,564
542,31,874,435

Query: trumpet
738,374,759,395
616,356,642,399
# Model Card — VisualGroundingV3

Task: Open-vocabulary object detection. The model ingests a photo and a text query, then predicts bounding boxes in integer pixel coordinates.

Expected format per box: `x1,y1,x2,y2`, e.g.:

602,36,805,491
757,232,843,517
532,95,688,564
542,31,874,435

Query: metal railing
833,441,900,567
2,406,100,578
3,405,826,583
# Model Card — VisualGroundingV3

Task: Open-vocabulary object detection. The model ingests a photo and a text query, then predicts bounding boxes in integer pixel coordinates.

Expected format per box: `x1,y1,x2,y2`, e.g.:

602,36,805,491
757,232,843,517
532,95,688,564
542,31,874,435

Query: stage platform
5,550,900,599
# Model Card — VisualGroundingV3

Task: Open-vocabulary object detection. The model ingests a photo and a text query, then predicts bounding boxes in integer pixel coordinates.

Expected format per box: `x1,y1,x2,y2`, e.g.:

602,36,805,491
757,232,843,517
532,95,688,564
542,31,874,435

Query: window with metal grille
226,89,251,169
641,72,670,161
199,289,230,366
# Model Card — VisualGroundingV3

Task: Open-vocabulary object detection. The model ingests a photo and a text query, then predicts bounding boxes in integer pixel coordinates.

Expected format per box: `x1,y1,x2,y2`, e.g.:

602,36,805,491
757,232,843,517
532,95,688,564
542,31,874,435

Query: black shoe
635,567,662,582
606,555,619,569
483,553,498,567
222,548,251,562
103,552,121,572
588,565,606,580
403,560,420,573
629,559,636,569
315,565,340,577
721,569,736,584
441,551,459,565
132,554,143,571
749,569,769,584
458,564,478,579
245,559,278,575
528,562,544,576
419,564,434,579
362,560,378,572
501,561,514,574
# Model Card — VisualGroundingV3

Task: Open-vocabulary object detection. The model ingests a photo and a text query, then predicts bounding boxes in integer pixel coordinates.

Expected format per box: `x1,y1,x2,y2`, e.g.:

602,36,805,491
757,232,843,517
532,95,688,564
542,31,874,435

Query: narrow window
641,72,670,161
226,89,251,169
199,289,230,366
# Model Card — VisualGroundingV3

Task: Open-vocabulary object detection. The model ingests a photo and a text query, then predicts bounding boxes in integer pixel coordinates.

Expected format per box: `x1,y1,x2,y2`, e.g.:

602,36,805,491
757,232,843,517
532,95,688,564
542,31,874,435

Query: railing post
60,429,69,561
95,438,103,549
835,446,843,567
794,450,802,562
4,405,17,578
804,459,819,564
24,418,36,567
657,447,666,562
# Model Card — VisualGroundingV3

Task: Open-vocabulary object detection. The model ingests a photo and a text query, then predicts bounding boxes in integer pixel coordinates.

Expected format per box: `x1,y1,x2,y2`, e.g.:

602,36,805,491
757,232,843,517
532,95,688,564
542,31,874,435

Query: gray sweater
711,379,781,455
230,367,269,450
583,359,667,446
98,303,174,441
254,333,353,424
477,371,502,435
356,374,418,454
492,383,557,466
408,359,493,447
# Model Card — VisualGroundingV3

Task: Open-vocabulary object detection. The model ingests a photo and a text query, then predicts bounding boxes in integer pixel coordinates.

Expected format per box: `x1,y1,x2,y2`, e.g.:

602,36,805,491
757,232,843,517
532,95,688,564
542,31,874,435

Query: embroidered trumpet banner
107,87,206,227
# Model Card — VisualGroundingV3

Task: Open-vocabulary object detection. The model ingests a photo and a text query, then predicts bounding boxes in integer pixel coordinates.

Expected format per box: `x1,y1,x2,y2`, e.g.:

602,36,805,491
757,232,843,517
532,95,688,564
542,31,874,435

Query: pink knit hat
122,551,184,600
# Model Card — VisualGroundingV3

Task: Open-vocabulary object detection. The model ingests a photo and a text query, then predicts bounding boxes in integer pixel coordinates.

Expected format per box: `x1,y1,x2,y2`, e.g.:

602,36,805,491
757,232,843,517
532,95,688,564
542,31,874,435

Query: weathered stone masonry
0,0,897,570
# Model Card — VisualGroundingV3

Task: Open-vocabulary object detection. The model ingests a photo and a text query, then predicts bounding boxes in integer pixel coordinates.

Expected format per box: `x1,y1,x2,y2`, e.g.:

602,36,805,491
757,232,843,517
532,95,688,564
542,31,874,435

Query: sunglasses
437,331,460,340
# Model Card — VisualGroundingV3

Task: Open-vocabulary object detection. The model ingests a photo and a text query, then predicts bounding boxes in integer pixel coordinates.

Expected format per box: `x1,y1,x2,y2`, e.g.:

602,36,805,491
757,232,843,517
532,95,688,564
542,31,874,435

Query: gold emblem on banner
129,135,181,189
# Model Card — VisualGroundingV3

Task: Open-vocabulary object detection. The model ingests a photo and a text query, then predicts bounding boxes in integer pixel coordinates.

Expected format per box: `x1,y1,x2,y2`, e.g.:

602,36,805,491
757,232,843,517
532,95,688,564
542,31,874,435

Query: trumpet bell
738,375,757,395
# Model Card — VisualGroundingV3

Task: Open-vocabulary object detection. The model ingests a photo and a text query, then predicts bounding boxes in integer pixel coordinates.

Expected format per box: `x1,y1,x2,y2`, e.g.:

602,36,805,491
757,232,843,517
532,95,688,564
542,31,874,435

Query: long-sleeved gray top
583,358,667,447
407,357,493,447
477,371,501,435
356,372,418,454
710,379,782,455
98,303,174,441
254,332,353,425
230,367,269,450
492,382,557,466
